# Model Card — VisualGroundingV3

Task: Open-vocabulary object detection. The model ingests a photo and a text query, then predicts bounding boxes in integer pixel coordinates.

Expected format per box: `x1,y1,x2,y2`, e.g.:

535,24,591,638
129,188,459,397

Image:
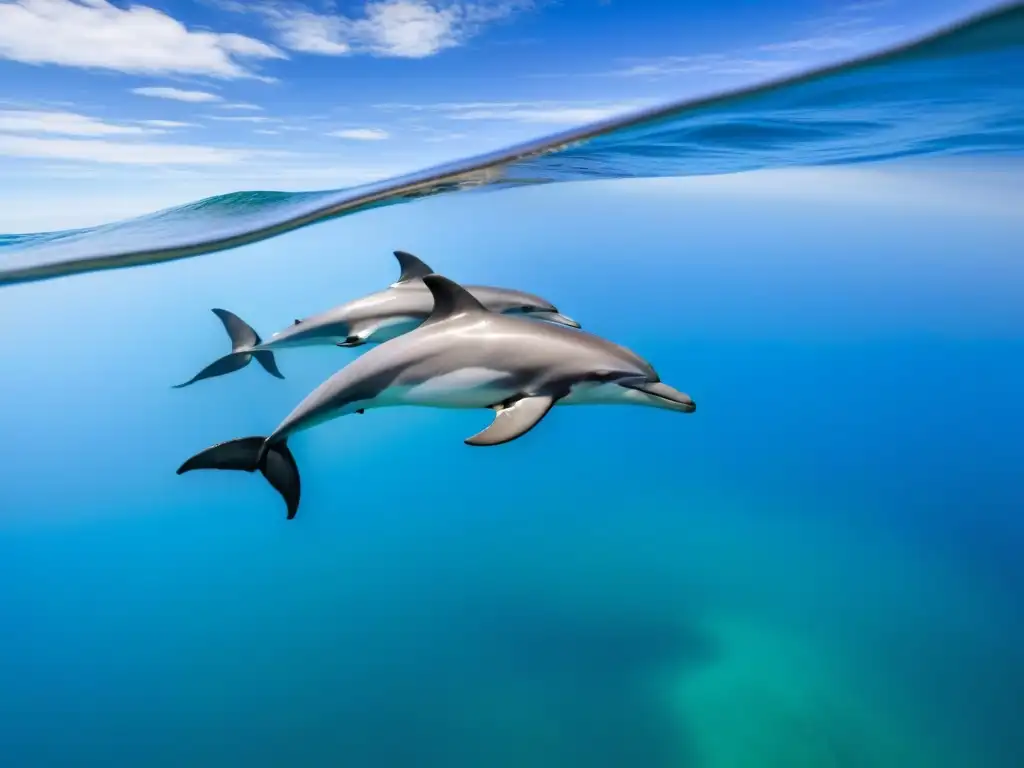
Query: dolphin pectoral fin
465,394,557,447
172,352,251,389
252,351,284,379
335,321,379,348
177,437,302,519
340,316,418,347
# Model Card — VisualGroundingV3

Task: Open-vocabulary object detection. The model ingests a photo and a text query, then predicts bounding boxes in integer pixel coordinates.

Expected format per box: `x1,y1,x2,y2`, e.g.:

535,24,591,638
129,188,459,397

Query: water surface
0,2,1021,286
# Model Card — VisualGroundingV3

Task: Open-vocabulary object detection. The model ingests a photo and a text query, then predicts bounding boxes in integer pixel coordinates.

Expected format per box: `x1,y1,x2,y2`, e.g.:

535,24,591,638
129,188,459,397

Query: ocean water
1,4,1023,768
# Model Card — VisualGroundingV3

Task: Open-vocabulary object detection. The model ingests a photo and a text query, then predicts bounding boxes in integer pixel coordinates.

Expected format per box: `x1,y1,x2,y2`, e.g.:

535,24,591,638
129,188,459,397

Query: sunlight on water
0,2,1021,286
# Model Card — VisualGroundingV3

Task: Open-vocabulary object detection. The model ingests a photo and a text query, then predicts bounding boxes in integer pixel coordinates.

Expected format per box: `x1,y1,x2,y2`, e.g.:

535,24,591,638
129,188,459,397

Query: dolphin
172,250,579,389
176,273,696,519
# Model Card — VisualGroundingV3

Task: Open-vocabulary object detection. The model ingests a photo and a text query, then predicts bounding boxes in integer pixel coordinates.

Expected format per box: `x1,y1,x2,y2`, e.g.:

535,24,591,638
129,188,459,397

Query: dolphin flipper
337,316,421,348
177,437,301,519
466,394,557,446
172,352,251,388
253,351,285,379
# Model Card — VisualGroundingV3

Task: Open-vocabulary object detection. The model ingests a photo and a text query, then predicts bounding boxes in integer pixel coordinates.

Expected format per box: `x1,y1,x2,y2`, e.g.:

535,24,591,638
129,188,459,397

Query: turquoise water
2,4,1023,768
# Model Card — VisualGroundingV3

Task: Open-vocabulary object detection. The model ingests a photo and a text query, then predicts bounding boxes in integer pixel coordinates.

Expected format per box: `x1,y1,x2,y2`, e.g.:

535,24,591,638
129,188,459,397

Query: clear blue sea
1,5,1022,767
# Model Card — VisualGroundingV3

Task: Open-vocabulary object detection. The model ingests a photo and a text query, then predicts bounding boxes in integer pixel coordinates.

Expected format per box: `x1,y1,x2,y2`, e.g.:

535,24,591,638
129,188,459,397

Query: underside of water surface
0,2,1021,286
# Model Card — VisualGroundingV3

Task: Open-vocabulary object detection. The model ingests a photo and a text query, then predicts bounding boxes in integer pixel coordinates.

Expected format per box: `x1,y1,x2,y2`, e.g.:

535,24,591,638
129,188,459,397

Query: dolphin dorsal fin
393,251,434,284
422,274,489,325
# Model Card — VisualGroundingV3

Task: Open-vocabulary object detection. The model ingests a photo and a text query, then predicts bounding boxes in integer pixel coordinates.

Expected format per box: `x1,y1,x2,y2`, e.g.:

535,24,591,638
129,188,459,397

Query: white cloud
0,134,251,165
219,102,264,110
138,120,199,128
254,0,533,59
376,100,650,124
758,25,903,54
0,109,159,136
328,127,390,140
448,104,636,124
603,1,904,79
254,129,281,135
606,54,800,79
207,115,277,123
0,0,286,79
131,87,223,103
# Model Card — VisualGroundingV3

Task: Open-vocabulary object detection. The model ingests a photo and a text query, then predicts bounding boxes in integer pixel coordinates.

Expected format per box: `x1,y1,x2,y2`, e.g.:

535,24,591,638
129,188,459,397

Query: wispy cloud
206,115,278,123
758,0,903,55
328,127,390,140
231,0,534,59
0,135,251,165
138,120,200,129
603,0,903,79
131,87,223,104
606,53,801,79
0,0,286,79
376,100,651,124
218,103,264,111
0,109,157,137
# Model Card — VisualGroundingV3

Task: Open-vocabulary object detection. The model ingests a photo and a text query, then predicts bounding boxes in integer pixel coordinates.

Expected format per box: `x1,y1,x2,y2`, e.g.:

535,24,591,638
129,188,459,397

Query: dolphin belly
386,367,521,409
361,316,424,343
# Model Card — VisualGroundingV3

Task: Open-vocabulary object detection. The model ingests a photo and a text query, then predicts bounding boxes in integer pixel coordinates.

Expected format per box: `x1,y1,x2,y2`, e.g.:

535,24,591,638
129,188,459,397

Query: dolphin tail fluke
212,307,260,351
252,351,284,379
176,437,302,519
174,309,285,388
172,352,251,388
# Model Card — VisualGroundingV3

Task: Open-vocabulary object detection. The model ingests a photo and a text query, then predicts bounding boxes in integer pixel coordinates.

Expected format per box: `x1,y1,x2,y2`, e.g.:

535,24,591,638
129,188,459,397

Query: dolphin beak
623,381,696,413
540,311,581,329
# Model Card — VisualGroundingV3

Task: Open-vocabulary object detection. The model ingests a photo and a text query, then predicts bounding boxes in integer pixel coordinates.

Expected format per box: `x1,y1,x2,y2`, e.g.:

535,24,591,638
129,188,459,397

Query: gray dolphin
177,273,696,519
172,250,579,388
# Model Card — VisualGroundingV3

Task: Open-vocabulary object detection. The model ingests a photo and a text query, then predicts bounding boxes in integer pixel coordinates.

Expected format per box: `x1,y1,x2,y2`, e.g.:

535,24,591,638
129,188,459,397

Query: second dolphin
173,250,579,389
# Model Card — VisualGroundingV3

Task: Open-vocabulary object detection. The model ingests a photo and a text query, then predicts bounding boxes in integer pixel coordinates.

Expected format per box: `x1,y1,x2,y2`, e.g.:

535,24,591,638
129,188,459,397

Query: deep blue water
1,4,1023,768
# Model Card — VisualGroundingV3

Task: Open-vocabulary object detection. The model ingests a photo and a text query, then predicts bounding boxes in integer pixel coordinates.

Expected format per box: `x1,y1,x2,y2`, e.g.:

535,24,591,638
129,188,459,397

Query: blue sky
0,0,998,229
